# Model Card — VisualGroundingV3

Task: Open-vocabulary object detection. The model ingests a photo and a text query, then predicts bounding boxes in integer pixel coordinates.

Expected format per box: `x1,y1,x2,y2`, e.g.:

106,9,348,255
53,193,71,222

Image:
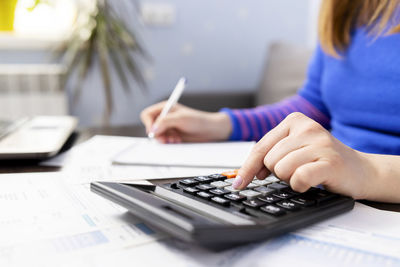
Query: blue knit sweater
223,28,400,155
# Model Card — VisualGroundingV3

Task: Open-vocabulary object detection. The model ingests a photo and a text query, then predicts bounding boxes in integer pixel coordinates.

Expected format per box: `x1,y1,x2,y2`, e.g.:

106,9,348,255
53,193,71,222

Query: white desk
0,130,399,267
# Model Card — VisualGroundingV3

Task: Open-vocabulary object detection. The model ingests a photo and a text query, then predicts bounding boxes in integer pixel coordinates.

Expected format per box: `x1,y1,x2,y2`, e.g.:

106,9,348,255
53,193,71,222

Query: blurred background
0,0,321,127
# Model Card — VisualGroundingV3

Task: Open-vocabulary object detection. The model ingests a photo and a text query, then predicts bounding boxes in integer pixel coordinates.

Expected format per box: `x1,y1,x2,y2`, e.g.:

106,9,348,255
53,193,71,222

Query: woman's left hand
233,112,374,199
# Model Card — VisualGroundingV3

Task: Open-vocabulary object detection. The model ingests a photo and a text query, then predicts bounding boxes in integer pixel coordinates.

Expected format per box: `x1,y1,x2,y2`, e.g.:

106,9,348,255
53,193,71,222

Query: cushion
256,42,313,106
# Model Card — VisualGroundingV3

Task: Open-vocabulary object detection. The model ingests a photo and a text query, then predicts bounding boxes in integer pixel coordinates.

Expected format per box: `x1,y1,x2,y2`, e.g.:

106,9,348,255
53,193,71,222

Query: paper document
1,172,399,266
0,172,163,267
23,135,400,267
83,203,400,267
113,139,255,168
41,135,137,167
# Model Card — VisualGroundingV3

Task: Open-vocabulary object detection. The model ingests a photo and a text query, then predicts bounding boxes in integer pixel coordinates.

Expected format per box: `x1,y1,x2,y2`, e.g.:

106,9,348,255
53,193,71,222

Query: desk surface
0,124,399,212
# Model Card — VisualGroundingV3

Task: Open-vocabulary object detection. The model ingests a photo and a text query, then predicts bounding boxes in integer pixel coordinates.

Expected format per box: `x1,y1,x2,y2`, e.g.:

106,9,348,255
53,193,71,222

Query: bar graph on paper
215,233,400,267
261,234,400,267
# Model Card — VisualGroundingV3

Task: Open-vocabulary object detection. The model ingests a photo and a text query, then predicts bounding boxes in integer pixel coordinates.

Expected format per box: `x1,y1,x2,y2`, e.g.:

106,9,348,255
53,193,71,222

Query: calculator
91,171,355,250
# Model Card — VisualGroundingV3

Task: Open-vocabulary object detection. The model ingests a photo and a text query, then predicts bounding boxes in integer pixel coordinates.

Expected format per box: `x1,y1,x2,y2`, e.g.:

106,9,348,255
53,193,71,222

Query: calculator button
239,190,261,199
224,185,240,193
196,184,215,191
179,179,199,186
224,179,234,184
170,183,180,189
267,183,289,191
258,195,281,204
261,205,286,216
305,187,320,193
243,198,266,208
211,197,230,206
208,174,227,181
246,183,258,189
265,176,280,183
194,176,213,183
254,186,276,196
210,181,230,188
224,193,246,202
273,191,295,199
210,188,230,196
221,169,238,178
183,187,200,195
283,188,300,195
298,189,337,205
291,196,316,207
276,200,301,211
196,191,213,200
253,179,273,186
314,190,338,204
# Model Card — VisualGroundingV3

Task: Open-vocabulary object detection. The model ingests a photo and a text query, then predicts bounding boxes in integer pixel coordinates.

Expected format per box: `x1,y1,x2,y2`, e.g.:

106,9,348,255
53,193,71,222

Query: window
13,0,77,40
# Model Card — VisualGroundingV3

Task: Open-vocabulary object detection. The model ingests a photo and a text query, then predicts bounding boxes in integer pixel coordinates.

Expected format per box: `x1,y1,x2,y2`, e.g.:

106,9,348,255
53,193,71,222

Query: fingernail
232,175,243,189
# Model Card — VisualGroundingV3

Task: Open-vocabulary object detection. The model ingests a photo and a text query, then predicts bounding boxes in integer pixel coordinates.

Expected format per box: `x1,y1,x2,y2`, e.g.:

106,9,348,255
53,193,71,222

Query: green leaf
97,13,113,123
109,51,130,94
72,30,96,104
116,39,147,91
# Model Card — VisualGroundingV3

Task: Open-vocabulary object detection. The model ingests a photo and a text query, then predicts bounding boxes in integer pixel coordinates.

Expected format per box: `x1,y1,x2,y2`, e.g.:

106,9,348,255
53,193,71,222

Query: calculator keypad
166,173,339,218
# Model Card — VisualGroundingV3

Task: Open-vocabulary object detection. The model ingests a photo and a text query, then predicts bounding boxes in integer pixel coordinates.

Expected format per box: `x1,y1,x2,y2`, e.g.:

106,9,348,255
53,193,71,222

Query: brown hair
318,0,400,57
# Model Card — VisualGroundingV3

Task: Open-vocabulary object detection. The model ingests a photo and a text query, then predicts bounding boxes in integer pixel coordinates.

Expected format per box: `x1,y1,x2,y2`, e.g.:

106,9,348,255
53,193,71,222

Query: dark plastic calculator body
91,174,354,250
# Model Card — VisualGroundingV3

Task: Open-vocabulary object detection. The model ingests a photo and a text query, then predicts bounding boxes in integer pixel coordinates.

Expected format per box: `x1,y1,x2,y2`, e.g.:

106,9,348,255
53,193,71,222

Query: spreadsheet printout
0,172,162,266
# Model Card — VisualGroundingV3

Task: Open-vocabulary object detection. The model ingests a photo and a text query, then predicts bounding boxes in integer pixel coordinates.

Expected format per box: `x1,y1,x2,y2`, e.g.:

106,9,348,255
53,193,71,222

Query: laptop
91,171,355,250
0,116,77,160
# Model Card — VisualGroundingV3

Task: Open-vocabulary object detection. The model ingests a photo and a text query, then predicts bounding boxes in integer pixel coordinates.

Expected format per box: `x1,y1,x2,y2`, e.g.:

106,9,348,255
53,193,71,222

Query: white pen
148,77,187,139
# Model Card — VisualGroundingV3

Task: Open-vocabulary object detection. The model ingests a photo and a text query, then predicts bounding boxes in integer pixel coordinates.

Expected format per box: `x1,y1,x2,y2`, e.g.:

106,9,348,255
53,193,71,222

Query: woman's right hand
140,101,232,143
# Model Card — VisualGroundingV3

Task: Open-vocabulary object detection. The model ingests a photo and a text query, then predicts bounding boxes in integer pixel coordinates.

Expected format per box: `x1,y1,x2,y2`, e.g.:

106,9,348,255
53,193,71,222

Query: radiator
0,64,68,120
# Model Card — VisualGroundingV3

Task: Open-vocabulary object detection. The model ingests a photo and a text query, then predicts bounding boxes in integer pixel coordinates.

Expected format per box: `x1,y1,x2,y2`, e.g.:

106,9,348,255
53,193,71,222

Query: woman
141,0,400,203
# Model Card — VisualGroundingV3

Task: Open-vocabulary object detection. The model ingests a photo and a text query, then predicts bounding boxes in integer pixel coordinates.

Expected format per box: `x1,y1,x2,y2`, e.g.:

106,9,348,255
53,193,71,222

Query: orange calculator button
221,169,239,179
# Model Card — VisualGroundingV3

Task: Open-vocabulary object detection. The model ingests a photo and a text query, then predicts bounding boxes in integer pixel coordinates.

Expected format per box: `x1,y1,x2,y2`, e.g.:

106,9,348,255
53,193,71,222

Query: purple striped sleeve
220,94,331,141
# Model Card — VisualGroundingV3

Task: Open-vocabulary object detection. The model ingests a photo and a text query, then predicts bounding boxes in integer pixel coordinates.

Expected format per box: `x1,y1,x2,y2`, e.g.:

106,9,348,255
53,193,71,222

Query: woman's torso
321,29,400,154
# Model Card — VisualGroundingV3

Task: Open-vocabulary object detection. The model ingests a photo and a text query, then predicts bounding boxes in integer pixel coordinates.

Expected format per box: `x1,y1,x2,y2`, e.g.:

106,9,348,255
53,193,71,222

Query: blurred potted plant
59,0,148,124
8,0,147,124
0,0,19,31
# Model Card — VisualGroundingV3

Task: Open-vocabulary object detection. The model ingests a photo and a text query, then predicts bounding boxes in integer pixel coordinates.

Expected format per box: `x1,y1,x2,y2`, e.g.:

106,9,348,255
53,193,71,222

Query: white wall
0,0,318,126
69,0,316,126
307,0,322,48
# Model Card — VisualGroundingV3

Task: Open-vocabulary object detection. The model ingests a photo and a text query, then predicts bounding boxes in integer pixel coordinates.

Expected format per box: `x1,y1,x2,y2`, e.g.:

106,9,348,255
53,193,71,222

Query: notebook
112,140,255,168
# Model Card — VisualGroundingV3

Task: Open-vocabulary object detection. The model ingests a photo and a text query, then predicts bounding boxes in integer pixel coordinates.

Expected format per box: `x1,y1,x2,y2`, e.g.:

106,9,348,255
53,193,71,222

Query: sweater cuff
220,108,242,141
